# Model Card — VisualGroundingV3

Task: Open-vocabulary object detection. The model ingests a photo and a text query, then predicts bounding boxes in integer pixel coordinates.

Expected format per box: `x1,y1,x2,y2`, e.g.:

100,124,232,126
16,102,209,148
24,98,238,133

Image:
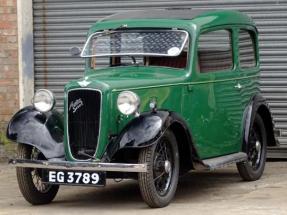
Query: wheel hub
255,140,262,165
255,140,261,152
164,160,171,173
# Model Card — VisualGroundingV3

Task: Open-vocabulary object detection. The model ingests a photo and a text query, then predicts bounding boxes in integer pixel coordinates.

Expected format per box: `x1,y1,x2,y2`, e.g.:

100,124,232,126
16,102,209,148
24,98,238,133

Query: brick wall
0,0,19,134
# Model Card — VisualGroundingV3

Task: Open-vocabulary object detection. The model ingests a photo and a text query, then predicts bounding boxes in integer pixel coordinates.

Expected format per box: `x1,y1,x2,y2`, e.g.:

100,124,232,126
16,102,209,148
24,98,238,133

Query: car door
188,28,244,159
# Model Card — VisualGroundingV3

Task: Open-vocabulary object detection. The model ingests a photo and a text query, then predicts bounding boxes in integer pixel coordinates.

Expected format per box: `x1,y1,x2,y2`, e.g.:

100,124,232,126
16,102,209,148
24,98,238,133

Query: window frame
196,27,235,74
87,28,192,70
81,29,189,58
237,28,258,71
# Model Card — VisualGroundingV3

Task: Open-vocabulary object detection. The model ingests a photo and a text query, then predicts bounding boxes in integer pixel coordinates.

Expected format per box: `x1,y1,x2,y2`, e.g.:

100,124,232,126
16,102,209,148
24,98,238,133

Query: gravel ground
0,161,286,215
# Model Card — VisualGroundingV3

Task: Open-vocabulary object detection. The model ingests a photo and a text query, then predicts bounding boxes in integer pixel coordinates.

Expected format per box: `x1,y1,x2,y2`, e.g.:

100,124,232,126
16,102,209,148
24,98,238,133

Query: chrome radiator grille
67,89,101,160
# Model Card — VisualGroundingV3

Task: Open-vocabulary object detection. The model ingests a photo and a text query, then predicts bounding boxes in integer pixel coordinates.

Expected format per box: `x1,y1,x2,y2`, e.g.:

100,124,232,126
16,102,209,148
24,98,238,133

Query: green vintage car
7,9,276,208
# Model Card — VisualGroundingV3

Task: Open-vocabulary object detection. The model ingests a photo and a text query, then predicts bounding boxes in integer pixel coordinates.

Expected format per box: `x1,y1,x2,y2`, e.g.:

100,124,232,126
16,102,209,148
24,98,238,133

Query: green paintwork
63,10,260,161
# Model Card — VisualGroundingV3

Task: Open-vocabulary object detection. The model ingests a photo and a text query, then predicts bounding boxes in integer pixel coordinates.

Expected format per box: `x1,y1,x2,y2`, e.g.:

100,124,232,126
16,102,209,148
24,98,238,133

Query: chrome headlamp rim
32,89,56,113
117,91,140,116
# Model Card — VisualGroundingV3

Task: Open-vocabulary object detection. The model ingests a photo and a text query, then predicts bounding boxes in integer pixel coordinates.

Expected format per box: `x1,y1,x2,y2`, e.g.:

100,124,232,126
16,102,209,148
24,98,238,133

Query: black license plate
44,170,106,186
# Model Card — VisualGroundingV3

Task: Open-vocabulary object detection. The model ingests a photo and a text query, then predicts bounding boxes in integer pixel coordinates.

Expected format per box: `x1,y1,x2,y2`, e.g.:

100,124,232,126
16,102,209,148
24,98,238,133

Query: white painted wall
17,0,34,107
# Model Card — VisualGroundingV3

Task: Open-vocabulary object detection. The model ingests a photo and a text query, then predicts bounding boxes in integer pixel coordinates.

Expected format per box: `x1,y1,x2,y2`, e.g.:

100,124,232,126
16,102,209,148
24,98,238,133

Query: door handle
234,83,243,89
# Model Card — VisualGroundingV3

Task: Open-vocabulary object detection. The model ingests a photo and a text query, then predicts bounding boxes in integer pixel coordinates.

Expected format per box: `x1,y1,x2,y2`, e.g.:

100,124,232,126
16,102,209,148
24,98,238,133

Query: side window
238,30,256,69
198,29,233,73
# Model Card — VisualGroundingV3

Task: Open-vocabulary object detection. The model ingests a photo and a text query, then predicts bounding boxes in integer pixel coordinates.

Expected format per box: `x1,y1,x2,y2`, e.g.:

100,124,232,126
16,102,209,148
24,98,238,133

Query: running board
202,152,247,170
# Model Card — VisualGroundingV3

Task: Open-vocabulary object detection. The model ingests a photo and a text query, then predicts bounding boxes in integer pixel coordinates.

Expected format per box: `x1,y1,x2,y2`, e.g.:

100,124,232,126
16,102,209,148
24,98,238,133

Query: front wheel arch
6,106,64,159
168,122,195,174
107,111,200,173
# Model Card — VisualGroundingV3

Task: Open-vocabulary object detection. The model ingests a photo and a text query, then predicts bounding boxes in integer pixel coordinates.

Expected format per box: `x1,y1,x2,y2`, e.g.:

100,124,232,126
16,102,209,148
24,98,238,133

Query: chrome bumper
9,159,147,173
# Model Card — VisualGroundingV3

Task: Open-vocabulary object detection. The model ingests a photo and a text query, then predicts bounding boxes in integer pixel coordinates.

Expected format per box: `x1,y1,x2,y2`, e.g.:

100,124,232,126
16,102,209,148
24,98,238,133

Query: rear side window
238,30,256,69
198,29,233,73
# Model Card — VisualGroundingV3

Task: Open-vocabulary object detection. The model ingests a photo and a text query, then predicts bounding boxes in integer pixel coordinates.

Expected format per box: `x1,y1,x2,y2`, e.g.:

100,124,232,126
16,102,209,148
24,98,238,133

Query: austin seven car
7,9,276,208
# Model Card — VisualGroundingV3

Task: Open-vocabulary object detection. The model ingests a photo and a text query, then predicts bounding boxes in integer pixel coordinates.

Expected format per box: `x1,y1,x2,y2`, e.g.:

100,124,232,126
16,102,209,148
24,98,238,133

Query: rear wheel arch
237,113,267,181
256,105,277,147
242,95,277,152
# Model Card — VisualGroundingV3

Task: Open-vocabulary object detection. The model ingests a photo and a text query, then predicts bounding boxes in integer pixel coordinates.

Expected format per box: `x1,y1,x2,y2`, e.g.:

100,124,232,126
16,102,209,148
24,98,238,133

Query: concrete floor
0,162,286,215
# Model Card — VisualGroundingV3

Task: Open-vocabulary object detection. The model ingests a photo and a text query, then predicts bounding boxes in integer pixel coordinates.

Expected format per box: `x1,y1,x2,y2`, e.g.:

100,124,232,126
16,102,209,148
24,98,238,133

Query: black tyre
237,114,267,181
138,129,179,208
16,144,59,205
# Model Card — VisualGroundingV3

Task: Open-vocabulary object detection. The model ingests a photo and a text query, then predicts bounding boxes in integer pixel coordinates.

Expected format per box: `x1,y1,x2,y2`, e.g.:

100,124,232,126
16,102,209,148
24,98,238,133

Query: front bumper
9,159,147,173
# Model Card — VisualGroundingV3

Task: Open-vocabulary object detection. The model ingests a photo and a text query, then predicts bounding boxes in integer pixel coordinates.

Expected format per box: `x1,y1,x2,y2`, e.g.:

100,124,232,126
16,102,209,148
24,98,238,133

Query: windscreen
81,30,188,57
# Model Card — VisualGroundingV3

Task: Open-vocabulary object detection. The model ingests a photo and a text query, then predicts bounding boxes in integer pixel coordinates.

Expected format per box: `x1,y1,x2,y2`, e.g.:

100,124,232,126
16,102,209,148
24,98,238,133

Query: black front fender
105,111,169,160
118,111,169,148
6,106,64,159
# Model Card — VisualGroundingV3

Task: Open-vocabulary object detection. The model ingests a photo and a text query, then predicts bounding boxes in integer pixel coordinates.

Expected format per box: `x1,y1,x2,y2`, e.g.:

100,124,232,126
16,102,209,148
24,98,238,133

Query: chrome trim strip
80,29,189,58
66,88,103,161
111,74,260,92
9,159,147,173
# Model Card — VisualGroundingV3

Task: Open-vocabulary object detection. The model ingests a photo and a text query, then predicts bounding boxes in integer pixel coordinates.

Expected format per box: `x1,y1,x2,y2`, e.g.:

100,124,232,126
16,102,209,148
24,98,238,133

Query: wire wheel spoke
153,138,173,196
30,148,52,193
248,124,262,170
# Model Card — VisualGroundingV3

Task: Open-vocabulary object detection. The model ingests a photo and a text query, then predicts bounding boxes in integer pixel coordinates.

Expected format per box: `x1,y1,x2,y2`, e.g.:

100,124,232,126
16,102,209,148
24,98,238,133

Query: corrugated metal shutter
33,0,287,147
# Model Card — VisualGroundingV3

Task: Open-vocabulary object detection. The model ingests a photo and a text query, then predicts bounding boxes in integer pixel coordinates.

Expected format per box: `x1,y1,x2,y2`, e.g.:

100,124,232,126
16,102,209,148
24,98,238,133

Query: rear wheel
237,114,267,181
16,144,59,205
138,129,179,208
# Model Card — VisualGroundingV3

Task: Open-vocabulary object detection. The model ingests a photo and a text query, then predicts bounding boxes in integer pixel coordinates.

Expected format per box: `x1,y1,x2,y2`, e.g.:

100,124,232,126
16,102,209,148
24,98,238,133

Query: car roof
91,9,256,33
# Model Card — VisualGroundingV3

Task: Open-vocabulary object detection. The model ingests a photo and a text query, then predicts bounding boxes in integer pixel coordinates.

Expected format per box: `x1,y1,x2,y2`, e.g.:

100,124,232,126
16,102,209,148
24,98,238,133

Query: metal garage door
33,0,287,148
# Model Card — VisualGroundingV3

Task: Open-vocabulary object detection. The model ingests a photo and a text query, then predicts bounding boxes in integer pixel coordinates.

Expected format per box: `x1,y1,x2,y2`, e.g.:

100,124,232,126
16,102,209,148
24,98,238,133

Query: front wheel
237,114,267,181
16,144,59,205
138,129,179,208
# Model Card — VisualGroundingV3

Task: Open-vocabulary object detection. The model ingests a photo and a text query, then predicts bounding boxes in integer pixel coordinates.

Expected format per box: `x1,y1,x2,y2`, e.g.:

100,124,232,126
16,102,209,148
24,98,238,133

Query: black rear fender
242,94,277,152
